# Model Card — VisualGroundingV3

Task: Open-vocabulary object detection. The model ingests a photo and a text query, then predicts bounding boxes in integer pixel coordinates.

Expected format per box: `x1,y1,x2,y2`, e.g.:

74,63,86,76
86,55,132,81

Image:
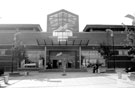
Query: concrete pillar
79,46,82,69
44,46,47,69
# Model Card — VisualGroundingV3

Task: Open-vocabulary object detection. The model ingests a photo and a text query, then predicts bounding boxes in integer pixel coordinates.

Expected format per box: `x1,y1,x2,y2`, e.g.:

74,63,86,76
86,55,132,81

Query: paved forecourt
1,72,135,88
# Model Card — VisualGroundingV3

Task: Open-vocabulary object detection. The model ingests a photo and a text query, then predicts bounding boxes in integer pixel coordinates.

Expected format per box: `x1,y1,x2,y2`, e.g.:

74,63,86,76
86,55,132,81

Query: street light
106,29,115,71
11,31,21,73
11,47,14,73
62,57,66,76
110,32,115,71
125,14,135,25
56,52,67,76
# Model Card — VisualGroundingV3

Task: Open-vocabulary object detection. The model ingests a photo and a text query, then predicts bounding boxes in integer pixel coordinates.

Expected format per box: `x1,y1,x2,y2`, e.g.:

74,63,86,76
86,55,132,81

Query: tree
98,42,111,58
125,14,135,62
14,45,27,66
11,44,27,72
98,42,112,67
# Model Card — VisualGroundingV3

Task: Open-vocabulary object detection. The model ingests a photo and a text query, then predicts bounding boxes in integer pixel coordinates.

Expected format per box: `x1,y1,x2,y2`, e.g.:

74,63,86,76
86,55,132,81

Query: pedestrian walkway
0,71,135,88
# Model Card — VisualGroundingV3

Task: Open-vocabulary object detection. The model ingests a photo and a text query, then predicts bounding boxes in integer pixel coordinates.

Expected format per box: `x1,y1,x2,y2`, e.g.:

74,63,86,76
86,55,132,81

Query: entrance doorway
48,51,77,69
53,60,58,68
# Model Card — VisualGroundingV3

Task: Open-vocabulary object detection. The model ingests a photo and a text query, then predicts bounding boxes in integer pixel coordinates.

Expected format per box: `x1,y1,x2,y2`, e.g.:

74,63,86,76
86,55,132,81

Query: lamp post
10,31,21,74
52,24,73,76
110,32,115,71
56,52,66,76
11,47,14,73
62,57,66,76
106,29,115,72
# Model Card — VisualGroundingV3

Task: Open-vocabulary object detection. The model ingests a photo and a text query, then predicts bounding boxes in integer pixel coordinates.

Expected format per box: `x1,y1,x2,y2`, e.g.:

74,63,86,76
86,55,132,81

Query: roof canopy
14,32,127,46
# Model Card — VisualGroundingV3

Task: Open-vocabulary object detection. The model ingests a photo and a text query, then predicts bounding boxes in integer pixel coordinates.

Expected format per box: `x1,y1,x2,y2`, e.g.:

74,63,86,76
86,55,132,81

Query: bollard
118,72,122,79
4,75,8,84
62,66,66,76
98,68,100,73
24,72,29,76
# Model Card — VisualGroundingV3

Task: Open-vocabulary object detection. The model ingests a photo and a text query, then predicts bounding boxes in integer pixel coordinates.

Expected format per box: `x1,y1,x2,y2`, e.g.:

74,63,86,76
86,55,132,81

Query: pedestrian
93,64,96,73
95,59,100,73
95,63,99,73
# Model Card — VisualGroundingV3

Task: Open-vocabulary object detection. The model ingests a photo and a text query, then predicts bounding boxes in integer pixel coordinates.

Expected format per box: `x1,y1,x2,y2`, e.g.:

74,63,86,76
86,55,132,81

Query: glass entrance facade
47,51,76,69
46,46,80,69
18,46,81,70
81,50,105,68
19,50,45,69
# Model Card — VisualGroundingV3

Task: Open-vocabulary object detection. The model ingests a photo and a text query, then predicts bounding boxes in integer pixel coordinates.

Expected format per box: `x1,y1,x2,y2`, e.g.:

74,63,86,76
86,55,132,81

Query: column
79,46,82,69
44,46,47,69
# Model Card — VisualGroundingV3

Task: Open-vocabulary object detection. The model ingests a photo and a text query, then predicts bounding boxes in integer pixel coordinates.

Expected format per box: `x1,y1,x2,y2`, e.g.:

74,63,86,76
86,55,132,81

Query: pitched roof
83,24,135,32
0,24,42,31
47,9,78,17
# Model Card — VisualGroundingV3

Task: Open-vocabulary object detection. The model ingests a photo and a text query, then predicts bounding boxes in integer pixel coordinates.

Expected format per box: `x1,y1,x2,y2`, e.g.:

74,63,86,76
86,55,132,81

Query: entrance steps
17,68,87,72
106,68,116,73
39,69,87,72
18,68,40,71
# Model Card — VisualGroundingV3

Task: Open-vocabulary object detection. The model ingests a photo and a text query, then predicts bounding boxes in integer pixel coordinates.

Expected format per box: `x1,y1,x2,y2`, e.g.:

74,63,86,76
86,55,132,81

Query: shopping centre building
0,9,134,71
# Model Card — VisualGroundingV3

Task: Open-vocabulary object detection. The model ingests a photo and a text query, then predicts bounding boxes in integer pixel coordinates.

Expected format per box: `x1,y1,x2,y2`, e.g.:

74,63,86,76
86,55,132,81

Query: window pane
19,50,44,68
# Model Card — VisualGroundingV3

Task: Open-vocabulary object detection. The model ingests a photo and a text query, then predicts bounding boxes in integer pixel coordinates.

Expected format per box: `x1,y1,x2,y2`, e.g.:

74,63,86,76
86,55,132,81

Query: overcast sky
0,0,135,32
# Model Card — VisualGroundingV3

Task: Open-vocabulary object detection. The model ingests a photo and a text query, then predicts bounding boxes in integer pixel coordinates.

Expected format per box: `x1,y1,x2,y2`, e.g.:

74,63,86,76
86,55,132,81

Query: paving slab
0,72,135,88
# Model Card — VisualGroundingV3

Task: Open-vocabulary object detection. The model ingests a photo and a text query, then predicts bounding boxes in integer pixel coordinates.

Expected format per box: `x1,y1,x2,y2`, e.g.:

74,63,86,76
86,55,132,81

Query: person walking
95,63,99,73
93,64,96,73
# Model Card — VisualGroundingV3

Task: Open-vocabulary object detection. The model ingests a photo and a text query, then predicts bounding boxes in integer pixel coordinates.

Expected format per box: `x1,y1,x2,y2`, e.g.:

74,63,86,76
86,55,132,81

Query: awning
36,37,90,46
10,32,127,46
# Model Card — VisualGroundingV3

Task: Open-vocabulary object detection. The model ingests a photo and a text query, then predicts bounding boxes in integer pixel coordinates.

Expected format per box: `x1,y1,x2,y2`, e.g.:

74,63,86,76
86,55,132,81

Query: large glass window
53,29,73,41
0,49,11,56
47,10,79,32
81,50,105,67
118,50,128,56
47,51,76,69
19,50,45,68
0,49,5,55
